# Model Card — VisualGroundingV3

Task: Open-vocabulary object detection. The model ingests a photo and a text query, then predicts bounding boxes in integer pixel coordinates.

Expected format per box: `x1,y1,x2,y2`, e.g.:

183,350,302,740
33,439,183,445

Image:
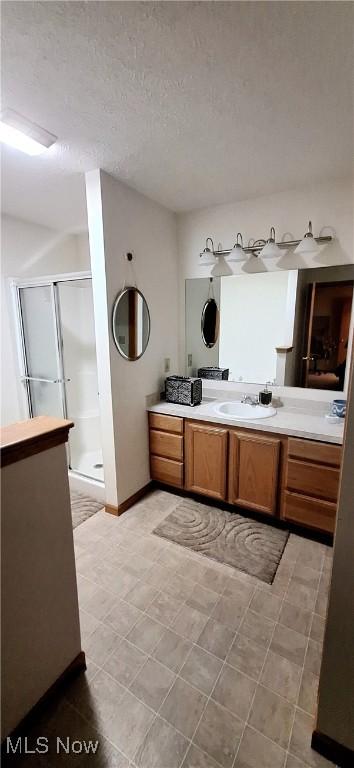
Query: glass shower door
57,279,103,481
19,285,66,419
17,278,102,482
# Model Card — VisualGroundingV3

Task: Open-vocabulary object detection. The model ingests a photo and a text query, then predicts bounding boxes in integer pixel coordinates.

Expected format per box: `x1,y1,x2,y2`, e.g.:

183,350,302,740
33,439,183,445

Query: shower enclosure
13,273,103,485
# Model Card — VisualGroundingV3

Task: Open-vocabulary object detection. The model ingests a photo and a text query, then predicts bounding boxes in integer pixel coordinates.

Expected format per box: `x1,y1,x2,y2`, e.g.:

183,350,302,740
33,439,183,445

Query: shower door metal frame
11,271,92,473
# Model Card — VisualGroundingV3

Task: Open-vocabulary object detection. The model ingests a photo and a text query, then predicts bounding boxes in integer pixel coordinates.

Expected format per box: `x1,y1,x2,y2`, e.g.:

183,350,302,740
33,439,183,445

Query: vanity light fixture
211,255,233,277
228,233,248,262
199,237,233,275
199,237,216,266
198,222,332,267
0,109,57,156
294,221,320,255
259,227,285,259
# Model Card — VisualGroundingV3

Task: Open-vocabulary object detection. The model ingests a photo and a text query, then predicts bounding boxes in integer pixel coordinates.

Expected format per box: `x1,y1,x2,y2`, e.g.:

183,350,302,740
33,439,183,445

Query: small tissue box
165,376,202,406
198,367,229,380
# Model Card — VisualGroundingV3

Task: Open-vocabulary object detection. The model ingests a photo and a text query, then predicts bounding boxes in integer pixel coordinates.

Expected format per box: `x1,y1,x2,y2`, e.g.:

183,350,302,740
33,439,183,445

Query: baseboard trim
2,651,86,746
104,481,153,517
312,729,354,767
105,503,119,516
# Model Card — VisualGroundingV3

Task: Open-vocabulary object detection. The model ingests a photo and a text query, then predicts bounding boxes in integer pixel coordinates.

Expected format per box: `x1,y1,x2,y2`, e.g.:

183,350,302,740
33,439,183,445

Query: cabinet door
185,421,228,500
229,432,280,515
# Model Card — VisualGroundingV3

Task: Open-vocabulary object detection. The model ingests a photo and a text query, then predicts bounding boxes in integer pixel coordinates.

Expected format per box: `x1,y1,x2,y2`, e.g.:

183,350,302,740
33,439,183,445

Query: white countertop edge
148,401,344,445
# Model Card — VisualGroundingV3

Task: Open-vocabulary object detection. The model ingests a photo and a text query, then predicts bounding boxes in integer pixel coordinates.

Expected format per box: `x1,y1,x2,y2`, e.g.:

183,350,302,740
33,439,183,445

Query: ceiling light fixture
228,233,248,262
0,109,57,156
294,221,320,255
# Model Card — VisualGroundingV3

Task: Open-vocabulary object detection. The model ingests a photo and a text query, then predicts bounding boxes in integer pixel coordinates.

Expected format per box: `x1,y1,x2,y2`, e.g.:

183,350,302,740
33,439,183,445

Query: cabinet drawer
149,413,183,434
150,455,183,488
284,491,336,534
150,429,183,460
288,438,341,467
286,459,339,502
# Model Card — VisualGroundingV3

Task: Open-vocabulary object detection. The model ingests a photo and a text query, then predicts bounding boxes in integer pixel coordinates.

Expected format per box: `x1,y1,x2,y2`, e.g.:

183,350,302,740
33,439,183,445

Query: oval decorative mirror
201,298,219,348
112,287,150,360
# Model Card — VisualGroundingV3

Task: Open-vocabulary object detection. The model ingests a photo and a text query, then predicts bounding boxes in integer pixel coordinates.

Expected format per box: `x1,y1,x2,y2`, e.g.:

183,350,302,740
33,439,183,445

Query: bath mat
70,490,103,529
153,498,289,584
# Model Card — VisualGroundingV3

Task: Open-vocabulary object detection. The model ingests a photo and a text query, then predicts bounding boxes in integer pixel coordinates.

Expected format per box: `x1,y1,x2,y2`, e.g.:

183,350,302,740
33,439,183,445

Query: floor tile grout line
285,543,327,764
79,591,254,766
70,655,318,768
230,550,298,768
80,532,323,695
287,544,326,762
173,584,258,768
78,539,324,632
80,658,228,768
75,496,332,768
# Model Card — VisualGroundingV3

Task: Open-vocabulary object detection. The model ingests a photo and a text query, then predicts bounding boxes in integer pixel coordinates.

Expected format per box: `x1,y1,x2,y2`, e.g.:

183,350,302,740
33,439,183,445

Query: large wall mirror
185,265,354,392
112,287,150,360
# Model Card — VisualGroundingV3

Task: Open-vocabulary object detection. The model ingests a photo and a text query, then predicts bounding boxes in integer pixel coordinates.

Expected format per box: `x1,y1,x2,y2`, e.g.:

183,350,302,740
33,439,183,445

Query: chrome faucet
241,394,259,406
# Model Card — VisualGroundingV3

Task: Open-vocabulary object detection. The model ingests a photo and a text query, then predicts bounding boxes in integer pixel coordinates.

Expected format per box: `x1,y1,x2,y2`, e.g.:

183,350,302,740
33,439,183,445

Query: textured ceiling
1,1,353,230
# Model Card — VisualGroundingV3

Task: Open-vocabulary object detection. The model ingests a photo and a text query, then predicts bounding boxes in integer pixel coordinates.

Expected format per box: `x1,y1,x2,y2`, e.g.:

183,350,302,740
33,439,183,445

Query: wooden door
185,421,228,500
229,432,280,515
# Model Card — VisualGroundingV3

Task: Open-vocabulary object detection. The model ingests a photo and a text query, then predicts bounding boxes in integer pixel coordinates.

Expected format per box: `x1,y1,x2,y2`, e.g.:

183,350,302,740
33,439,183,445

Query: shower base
71,450,104,482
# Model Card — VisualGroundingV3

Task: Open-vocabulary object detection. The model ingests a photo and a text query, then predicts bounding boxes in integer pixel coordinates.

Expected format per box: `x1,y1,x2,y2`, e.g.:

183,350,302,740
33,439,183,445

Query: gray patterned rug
70,490,103,529
153,498,289,584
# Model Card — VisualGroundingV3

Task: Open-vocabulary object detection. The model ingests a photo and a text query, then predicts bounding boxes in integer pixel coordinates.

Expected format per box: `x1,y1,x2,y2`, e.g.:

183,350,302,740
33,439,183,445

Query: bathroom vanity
148,403,343,535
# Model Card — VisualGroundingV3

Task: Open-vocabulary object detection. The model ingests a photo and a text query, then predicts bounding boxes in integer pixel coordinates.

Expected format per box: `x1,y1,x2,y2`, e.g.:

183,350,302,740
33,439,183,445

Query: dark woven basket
165,376,202,406
198,367,229,380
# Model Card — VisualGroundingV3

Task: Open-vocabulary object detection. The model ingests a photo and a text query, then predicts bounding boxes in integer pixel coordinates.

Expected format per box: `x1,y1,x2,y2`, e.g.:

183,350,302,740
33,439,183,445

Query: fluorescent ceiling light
0,109,57,156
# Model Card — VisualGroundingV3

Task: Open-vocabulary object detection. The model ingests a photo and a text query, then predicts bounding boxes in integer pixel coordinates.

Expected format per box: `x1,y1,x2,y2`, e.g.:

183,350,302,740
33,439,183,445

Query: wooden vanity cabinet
185,421,228,500
228,431,281,515
148,412,341,535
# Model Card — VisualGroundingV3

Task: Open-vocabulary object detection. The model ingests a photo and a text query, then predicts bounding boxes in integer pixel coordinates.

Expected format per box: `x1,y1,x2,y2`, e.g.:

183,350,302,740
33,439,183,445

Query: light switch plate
188,354,193,367
164,357,170,373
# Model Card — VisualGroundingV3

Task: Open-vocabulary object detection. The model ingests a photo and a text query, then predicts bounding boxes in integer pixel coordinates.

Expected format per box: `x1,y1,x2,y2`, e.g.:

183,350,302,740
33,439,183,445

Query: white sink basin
214,401,277,420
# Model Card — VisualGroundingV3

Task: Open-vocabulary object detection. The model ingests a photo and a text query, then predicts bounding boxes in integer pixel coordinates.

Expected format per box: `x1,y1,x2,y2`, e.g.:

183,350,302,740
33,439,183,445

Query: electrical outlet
164,357,170,373
188,354,193,367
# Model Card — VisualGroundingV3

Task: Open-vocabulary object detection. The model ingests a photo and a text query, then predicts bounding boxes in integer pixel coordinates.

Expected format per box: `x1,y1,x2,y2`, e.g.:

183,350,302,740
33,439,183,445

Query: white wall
86,170,179,507
0,214,90,427
177,177,354,398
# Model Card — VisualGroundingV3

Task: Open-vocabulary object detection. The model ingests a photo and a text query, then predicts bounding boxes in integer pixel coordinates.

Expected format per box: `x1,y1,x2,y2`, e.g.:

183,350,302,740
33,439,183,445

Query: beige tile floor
8,490,336,768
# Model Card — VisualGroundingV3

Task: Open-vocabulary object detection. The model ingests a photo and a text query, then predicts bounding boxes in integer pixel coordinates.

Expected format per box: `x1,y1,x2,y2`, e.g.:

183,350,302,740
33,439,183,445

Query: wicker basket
165,376,202,406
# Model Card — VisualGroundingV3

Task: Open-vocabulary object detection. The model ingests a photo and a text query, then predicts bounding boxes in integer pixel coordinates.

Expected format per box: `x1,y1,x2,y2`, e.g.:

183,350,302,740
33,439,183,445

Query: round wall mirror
201,298,219,348
112,287,150,360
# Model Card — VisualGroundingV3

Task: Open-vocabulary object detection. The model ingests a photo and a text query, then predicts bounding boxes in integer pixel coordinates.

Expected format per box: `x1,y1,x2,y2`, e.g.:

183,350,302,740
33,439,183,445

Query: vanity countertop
148,400,344,445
